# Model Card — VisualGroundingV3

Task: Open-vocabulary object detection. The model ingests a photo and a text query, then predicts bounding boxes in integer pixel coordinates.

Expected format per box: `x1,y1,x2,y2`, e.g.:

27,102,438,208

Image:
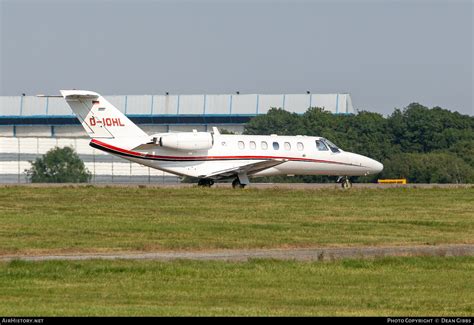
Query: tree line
244,103,474,183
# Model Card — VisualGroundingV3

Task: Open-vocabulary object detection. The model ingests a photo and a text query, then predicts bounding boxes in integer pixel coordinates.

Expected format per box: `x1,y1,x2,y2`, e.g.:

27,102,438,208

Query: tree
218,128,235,134
302,107,347,145
380,152,474,184
447,140,474,168
336,110,393,162
241,102,473,183
245,108,305,135
26,146,92,183
387,104,473,153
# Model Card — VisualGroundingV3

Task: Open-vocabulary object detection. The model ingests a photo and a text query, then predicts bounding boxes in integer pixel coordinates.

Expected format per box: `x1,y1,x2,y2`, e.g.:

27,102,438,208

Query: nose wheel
338,176,352,189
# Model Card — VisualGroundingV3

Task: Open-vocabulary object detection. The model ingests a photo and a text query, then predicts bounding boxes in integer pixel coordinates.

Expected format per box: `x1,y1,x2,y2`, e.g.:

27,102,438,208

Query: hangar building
0,93,354,183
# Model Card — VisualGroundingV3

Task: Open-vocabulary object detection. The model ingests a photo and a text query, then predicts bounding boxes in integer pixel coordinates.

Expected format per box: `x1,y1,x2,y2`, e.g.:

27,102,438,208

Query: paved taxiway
2,183,472,189
2,244,473,262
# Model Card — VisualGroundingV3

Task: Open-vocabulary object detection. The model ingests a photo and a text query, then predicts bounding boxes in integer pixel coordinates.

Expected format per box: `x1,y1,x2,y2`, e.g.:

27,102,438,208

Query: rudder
61,90,147,139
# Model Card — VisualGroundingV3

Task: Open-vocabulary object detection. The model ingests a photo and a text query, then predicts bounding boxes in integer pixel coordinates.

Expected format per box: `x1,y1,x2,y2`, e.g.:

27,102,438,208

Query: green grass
0,186,472,255
0,257,472,316
1,186,472,316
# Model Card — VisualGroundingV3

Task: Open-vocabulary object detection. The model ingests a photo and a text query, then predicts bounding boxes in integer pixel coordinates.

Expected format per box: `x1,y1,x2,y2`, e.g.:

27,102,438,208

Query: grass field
1,186,473,316
0,257,472,316
0,186,473,255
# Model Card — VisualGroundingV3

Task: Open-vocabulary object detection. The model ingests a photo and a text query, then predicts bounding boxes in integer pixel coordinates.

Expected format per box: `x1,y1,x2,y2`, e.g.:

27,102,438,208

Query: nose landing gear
337,176,352,189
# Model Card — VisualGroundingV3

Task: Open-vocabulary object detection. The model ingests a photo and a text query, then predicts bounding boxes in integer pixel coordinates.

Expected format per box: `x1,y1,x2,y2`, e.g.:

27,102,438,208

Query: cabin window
261,141,268,150
238,141,245,149
316,140,329,151
297,142,304,151
284,142,291,151
250,141,256,150
273,142,280,150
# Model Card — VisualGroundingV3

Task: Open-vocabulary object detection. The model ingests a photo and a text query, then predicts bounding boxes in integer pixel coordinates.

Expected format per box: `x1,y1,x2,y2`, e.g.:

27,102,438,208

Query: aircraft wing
202,159,288,179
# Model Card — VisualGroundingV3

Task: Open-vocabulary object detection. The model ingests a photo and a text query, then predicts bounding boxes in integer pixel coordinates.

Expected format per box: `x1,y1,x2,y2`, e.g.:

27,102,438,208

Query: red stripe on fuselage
90,139,359,167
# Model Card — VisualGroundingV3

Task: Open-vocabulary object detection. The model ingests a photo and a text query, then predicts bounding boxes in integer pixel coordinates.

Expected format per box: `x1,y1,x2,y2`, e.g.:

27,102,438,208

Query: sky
0,0,472,116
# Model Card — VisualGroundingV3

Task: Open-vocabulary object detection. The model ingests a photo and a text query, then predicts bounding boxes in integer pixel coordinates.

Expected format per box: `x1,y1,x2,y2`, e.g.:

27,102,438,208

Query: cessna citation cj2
58,90,383,188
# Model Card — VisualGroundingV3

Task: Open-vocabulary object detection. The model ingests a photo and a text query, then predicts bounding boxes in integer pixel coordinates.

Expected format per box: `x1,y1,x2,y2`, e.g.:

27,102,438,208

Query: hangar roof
0,93,353,125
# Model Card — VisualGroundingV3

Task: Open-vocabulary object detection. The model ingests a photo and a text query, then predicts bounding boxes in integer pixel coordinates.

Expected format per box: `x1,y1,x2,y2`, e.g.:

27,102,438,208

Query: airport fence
0,137,181,184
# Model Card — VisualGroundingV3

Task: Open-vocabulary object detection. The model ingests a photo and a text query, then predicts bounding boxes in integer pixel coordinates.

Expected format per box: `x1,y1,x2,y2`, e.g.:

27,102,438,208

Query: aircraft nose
367,158,384,174
347,153,384,175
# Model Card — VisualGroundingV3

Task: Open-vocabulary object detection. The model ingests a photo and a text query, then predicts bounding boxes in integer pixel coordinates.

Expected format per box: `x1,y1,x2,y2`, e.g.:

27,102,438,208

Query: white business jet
58,90,383,188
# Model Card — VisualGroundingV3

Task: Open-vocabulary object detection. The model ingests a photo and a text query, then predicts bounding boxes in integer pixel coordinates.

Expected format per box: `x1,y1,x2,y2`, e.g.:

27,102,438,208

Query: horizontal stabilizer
60,90,100,100
36,94,63,98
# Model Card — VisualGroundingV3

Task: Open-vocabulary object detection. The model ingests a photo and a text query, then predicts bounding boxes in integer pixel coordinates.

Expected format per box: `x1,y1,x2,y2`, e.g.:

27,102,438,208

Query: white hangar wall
0,93,353,116
0,137,179,184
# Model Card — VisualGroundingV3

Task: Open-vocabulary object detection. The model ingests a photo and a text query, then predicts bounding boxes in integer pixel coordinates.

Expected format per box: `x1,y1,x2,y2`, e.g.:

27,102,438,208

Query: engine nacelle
158,132,213,151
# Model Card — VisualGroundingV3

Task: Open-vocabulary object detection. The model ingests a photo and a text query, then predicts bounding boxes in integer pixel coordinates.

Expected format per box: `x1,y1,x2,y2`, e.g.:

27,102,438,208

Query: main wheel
232,178,246,189
232,178,239,188
198,179,214,187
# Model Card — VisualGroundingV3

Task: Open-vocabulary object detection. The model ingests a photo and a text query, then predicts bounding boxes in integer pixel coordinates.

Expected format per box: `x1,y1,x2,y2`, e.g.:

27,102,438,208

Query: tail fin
61,90,147,139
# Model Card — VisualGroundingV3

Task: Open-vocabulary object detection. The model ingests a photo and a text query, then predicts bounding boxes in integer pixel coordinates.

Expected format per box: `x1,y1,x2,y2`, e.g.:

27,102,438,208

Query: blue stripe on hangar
0,114,257,126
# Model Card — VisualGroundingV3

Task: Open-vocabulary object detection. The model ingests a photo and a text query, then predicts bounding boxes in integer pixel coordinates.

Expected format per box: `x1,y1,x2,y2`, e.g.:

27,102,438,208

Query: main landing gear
338,176,352,189
232,178,246,189
197,178,214,187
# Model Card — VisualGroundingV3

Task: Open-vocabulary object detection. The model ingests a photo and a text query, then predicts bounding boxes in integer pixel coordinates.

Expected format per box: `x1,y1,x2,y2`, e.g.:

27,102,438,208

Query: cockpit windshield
320,138,340,153
315,140,328,151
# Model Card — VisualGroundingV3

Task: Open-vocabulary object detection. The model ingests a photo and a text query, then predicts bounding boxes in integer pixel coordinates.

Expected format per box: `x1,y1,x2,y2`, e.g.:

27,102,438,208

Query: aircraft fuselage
90,134,383,180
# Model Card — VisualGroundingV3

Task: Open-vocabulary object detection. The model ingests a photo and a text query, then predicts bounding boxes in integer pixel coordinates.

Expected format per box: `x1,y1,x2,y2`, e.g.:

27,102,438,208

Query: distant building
0,93,354,183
